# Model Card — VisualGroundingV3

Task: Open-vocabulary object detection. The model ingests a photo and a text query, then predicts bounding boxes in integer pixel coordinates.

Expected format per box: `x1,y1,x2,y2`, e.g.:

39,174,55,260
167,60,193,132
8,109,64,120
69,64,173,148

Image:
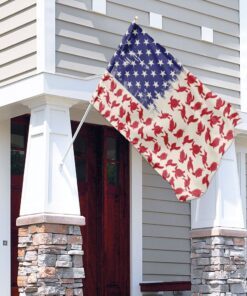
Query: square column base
17,223,84,296
191,234,247,295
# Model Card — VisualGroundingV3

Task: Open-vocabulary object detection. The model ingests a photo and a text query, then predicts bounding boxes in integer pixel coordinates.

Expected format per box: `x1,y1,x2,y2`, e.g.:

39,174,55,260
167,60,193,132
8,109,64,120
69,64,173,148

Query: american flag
91,22,240,201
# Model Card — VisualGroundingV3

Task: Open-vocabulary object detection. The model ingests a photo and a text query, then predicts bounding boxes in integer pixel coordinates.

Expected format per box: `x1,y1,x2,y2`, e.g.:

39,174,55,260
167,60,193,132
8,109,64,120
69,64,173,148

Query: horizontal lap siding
0,0,37,86
55,0,240,105
143,160,191,281
55,0,240,282
201,0,239,10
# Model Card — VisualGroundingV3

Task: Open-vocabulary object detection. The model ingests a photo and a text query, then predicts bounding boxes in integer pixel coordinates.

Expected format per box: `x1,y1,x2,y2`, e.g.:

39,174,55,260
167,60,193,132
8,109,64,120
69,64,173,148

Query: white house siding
0,0,37,86
142,160,191,281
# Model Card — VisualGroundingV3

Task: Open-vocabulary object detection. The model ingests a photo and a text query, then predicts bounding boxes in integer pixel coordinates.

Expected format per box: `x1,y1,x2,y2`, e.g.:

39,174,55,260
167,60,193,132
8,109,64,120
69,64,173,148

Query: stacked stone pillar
17,223,84,296
191,231,247,295
16,97,86,295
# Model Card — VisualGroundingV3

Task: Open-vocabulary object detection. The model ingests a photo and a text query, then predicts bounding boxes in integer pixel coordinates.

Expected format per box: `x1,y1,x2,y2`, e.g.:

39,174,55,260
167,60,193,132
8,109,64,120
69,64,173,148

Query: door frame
130,146,143,296
0,120,11,296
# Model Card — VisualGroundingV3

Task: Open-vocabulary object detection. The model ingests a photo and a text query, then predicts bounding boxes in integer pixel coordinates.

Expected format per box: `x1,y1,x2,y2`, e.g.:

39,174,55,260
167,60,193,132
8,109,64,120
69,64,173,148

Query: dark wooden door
73,124,99,296
11,116,30,296
73,123,130,296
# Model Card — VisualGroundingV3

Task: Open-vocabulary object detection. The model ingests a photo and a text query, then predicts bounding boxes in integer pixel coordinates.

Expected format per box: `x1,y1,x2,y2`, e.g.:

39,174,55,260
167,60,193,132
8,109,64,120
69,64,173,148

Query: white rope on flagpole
60,103,92,169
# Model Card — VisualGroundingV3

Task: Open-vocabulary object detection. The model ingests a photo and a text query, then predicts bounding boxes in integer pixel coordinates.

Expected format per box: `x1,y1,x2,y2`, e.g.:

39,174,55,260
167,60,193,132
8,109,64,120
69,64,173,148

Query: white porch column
16,96,85,295
191,142,245,231
0,120,10,296
17,96,84,224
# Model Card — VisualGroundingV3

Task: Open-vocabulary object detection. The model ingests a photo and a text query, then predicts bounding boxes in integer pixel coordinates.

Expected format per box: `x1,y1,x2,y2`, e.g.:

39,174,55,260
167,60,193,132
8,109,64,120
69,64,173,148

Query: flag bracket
60,103,92,169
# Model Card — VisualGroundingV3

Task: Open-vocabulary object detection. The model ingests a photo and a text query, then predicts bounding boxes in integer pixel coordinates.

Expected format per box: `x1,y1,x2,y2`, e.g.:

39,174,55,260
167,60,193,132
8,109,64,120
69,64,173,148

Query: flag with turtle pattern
91,22,240,201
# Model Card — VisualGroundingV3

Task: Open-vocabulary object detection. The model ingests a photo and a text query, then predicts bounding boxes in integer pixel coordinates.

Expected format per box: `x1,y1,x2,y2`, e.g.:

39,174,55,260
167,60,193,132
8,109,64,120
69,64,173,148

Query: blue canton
107,23,183,110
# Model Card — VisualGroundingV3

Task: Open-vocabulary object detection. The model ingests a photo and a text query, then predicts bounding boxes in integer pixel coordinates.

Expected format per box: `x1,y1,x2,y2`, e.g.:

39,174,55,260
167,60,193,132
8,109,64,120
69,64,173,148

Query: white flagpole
60,103,92,169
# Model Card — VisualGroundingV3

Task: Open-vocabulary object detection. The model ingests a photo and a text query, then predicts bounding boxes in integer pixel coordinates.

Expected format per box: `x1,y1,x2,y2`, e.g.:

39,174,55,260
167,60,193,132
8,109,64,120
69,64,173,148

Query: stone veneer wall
191,236,247,295
17,223,84,296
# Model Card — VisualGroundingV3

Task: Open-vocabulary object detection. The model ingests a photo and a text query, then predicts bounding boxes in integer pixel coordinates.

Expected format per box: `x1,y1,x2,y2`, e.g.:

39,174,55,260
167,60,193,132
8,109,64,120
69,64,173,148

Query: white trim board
130,147,143,296
0,120,11,296
236,143,247,229
36,0,56,73
0,73,100,108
